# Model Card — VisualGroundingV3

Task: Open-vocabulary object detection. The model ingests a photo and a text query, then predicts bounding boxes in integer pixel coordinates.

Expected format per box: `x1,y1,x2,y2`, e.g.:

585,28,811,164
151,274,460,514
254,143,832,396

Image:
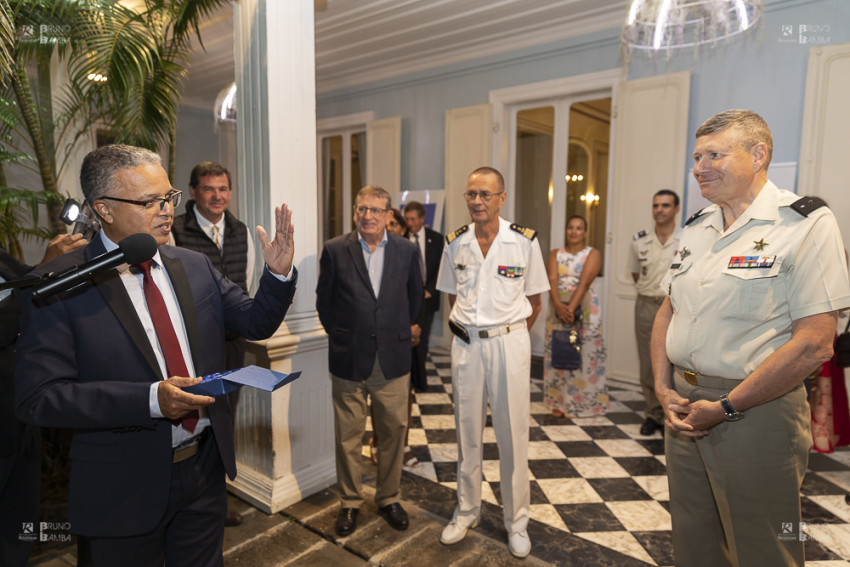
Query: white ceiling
181,0,630,110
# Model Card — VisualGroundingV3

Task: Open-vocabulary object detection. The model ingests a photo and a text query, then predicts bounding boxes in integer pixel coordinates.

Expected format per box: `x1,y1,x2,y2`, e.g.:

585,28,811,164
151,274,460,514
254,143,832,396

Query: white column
231,0,334,514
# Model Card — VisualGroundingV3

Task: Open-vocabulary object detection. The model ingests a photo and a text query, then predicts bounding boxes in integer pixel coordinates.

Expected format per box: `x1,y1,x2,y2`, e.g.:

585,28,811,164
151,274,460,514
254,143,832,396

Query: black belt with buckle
172,427,211,464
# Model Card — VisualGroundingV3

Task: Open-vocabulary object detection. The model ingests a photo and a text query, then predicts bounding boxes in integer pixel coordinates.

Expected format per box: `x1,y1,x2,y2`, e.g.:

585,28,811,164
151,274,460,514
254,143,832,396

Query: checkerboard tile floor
367,350,850,566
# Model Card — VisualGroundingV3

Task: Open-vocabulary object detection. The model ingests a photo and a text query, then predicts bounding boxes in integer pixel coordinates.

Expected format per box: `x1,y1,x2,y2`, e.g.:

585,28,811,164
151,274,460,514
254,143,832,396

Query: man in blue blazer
316,186,421,537
15,145,297,566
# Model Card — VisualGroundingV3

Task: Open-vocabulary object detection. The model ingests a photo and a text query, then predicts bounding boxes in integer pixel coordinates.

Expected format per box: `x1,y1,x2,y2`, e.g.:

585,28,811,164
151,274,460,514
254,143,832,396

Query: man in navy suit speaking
15,144,297,566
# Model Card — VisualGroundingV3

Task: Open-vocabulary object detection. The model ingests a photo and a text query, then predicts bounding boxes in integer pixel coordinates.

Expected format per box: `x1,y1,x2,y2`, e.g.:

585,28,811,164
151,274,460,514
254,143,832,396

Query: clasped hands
157,376,213,420
554,303,575,324
658,387,725,437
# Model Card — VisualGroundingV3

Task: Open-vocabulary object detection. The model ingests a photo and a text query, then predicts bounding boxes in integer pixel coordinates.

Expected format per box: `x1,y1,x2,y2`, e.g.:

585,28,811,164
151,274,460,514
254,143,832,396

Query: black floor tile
581,426,631,440
555,503,625,532
425,429,460,444
433,461,457,483
606,412,645,425
528,459,581,479
586,478,652,501
556,441,608,458
615,457,667,476
801,472,848,496
632,531,675,566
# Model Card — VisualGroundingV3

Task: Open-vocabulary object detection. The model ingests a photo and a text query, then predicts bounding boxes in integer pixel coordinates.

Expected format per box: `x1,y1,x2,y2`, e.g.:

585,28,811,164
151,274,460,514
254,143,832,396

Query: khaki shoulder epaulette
446,225,468,244
510,223,537,240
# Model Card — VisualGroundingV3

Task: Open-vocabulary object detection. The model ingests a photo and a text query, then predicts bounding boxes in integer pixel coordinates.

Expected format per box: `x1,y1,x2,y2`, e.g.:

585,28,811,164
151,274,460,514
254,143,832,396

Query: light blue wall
317,0,849,215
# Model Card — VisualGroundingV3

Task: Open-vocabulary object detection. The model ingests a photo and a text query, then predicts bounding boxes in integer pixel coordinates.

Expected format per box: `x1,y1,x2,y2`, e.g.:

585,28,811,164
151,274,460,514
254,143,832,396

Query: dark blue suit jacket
14,237,296,537
316,231,421,381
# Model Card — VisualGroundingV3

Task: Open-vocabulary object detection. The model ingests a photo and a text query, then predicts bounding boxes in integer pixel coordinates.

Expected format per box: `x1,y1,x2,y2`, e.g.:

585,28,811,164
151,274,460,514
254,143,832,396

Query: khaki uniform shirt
628,226,682,297
436,217,549,327
662,181,850,380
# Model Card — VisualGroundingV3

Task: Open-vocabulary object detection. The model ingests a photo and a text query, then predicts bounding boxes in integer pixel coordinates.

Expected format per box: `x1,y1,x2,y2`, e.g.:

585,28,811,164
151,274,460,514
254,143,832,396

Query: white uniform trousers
450,326,530,534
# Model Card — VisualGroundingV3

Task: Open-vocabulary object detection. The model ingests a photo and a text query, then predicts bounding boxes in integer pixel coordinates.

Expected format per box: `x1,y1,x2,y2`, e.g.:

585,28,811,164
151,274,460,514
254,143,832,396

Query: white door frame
489,69,623,356
316,111,375,240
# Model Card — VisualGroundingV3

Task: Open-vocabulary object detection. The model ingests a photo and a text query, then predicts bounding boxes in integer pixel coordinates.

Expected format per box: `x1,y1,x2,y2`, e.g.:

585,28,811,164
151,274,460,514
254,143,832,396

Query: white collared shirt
662,181,850,379
437,217,549,327
192,207,256,290
100,231,209,446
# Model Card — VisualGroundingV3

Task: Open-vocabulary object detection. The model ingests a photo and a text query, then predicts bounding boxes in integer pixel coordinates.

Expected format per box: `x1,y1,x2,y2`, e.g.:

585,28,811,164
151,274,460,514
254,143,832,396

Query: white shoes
508,530,531,558
440,518,479,545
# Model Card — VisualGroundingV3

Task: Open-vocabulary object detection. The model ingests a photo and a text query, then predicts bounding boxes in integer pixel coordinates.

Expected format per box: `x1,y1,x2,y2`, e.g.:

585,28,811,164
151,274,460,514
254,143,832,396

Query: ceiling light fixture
621,0,763,58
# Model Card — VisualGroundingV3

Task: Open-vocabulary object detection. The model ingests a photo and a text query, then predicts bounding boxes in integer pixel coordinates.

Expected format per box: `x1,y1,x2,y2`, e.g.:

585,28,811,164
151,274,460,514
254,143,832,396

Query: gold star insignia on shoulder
753,238,768,251
679,247,691,260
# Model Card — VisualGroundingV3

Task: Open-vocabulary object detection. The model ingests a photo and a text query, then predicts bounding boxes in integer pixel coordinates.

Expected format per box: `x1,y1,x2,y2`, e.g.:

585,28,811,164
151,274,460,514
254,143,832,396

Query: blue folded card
183,365,303,397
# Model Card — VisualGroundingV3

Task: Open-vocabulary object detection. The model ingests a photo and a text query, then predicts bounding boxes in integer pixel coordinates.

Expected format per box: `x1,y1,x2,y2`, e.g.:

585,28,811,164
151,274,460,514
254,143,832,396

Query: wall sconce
580,192,600,206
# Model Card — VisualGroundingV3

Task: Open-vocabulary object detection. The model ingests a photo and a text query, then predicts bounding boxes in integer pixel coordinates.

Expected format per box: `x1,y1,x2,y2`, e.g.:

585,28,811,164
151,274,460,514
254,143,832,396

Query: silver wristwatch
719,393,745,422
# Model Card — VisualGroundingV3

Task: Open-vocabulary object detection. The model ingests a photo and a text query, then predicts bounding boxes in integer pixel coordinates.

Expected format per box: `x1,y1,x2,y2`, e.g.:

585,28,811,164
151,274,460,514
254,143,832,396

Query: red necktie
135,260,198,432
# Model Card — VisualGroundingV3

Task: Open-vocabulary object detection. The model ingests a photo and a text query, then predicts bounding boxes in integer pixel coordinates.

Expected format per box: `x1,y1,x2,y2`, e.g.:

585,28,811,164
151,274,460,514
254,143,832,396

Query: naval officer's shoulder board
633,230,647,240
510,223,537,240
446,225,468,245
789,196,827,217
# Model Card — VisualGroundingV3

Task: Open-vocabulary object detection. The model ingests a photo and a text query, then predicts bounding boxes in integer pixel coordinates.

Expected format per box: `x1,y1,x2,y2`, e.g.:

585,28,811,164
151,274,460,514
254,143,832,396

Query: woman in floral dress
543,215,609,417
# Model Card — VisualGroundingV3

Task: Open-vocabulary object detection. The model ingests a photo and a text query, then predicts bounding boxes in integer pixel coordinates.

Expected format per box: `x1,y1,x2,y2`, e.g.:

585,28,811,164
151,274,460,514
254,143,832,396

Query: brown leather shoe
225,509,243,527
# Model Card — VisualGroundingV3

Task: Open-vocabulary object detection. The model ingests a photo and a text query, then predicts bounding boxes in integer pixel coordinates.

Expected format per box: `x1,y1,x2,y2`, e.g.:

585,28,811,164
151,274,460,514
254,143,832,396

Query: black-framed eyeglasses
355,206,388,216
463,191,504,203
101,189,182,211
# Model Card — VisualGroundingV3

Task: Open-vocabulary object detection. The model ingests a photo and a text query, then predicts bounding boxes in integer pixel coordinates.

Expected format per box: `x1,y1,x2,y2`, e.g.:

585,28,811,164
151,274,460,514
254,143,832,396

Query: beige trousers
666,369,810,567
331,360,410,509
634,295,664,424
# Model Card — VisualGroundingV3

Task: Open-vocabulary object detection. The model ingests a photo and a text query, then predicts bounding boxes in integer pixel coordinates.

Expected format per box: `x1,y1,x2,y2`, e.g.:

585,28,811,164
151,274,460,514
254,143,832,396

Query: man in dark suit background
403,201,444,393
316,186,422,537
1,234,85,567
171,160,253,527
15,144,297,566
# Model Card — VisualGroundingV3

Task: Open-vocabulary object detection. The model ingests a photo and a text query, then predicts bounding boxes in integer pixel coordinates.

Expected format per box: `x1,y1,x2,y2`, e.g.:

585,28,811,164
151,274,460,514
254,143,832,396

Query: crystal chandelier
621,0,763,57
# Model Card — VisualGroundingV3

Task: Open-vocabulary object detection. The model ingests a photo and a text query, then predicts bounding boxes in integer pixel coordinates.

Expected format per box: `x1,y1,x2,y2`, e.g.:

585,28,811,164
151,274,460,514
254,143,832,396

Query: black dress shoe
335,507,358,537
378,502,409,531
640,417,659,436
225,509,243,527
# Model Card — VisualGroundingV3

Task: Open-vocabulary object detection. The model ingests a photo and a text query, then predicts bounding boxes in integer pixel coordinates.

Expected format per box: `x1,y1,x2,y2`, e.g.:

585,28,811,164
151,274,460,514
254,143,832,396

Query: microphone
31,233,158,299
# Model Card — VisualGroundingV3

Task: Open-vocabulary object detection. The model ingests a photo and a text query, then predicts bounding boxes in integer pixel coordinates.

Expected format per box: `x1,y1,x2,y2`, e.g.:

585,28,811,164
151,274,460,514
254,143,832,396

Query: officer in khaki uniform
628,190,681,436
436,167,549,559
652,110,850,567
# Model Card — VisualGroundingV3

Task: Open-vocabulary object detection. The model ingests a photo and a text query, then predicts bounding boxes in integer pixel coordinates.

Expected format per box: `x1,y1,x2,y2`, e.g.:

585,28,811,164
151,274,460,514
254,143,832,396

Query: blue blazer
15,237,296,537
316,231,422,381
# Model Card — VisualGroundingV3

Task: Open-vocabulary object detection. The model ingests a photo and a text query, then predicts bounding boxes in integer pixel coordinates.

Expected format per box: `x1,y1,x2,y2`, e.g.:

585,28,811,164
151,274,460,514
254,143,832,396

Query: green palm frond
0,0,13,79
0,186,64,252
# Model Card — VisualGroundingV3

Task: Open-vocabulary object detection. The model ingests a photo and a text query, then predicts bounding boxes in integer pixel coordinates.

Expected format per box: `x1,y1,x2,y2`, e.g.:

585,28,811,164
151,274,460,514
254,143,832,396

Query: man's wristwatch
719,393,745,422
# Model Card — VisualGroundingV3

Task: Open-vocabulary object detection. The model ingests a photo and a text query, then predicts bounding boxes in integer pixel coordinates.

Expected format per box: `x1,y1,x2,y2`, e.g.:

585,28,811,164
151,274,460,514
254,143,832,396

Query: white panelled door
366,116,402,194
606,71,690,383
